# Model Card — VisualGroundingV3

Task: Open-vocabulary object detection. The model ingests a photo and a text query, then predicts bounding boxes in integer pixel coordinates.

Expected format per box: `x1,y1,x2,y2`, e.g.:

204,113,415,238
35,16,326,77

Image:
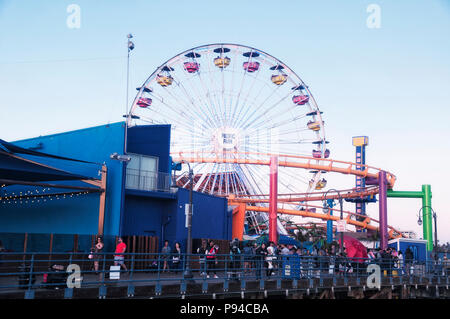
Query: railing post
224,254,228,279
101,253,106,285
157,253,161,280
28,253,34,290
130,254,135,280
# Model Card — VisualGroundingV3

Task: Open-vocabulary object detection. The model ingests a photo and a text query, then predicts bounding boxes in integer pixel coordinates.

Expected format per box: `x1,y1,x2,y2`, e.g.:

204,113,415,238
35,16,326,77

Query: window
125,153,158,191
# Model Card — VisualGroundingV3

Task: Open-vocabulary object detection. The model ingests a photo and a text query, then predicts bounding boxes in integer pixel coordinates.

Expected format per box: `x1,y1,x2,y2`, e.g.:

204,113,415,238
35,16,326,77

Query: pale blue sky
1,0,449,242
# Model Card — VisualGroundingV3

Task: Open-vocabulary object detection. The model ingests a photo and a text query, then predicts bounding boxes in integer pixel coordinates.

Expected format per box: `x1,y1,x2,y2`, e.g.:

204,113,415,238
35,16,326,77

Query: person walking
243,242,253,274
405,247,414,276
255,243,267,280
397,251,404,275
114,237,128,273
161,240,171,273
229,238,241,280
172,242,182,273
196,240,208,275
92,236,104,278
206,240,219,278
266,245,276,277
443,253,449,276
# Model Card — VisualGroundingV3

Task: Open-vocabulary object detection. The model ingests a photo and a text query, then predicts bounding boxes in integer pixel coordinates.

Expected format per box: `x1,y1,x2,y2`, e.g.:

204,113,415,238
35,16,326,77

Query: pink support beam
378,171,388,249
269,156,278,244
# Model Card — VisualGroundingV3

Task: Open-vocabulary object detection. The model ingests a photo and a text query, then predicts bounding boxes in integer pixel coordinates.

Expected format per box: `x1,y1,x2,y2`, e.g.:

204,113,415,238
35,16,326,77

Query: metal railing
125,169,172,192
1,251,449,295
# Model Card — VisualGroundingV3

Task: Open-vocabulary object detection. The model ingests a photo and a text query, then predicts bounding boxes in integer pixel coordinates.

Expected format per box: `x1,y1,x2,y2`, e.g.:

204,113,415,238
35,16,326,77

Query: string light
0,187,93,205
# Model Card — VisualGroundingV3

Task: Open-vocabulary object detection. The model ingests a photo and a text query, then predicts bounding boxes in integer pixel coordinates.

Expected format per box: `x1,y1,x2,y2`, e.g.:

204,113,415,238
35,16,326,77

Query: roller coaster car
312,149,330,158
243,61,260,72
315,179,327,190
183,62,200,73
214,56,231,68
300,206,316,213
292,95,309,105
307,120,321,131
137,97,152,108
156,75,174,87
271,74,287,85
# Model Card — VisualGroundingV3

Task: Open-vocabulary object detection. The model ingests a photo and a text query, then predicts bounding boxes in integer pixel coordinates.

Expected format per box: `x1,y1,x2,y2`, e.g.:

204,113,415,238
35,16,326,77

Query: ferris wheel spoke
237,164,266,196
142,90,211,132
245,112,310,135
205,49,228,127
231,50,261,126
224,48,241,127
247,103,310,131
236,86,283,130
176,62,224,129
193,164,214,192
239,87,296,131
231,166,247,195
195,71,226,128
160,81,215,130
199,163,217,193
245,165,270,195
279,168,310,186
137,112,208,141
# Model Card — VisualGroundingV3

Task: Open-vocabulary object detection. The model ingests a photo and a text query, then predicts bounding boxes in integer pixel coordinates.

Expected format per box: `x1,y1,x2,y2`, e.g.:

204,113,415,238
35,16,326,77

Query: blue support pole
353,136,369,232
326,199,334,243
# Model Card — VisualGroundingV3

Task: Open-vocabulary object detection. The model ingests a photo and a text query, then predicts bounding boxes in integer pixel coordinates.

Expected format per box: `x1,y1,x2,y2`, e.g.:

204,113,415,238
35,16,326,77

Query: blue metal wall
172,188,231,252
127,125,171,174
0,122,126,236
1,122,231,251
121,188,231,251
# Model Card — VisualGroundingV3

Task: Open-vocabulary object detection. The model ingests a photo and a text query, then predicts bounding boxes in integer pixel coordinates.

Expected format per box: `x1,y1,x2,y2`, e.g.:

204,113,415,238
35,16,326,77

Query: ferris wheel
128,43,330,235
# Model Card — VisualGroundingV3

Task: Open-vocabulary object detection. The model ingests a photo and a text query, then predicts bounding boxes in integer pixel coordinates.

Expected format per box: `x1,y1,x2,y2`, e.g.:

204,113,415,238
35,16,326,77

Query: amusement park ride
125,43,435,252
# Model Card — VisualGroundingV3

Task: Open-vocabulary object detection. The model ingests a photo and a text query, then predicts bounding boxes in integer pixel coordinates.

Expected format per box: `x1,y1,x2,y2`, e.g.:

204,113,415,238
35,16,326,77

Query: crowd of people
152,239,377,279
85,237,449,280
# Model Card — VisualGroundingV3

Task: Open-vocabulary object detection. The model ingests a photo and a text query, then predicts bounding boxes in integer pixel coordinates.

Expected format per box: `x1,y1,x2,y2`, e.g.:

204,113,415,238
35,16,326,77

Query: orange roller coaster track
233,202,403,239
172,151,402,240
173,151,396,189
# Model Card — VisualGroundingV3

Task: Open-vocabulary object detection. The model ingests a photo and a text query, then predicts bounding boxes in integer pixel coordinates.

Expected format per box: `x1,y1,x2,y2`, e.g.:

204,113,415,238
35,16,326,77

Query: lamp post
323,188,344,253
418,205,438,260
182,161,194,279
124,33,134,154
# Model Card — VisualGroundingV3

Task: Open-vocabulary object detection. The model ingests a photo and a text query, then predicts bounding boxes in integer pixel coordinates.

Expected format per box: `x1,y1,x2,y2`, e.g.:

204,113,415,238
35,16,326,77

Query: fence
0,252,448,293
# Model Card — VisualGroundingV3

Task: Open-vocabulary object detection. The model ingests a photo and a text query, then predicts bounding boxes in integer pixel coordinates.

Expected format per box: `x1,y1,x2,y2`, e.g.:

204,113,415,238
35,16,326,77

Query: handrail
0,251,447,294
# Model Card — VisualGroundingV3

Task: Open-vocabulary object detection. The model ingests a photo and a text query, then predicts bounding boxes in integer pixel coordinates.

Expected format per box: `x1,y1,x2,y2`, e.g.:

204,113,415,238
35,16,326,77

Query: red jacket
206,246,217,259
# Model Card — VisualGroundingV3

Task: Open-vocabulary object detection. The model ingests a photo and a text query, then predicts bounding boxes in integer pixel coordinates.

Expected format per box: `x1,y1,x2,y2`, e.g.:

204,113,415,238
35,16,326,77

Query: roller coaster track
173,151,396,188
172,151,402,238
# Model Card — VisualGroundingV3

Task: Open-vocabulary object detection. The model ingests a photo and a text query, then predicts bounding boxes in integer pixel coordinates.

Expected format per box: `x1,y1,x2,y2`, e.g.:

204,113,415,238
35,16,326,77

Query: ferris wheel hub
213,127,240,152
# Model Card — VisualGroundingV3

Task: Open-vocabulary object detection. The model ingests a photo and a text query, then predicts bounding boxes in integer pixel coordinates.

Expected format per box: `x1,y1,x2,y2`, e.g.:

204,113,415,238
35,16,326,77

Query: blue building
0,122,231,253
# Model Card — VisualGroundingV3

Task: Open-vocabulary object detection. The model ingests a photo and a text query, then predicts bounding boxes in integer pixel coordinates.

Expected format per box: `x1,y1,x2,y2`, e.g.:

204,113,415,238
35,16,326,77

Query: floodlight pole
183,161,194,280
124,34,134,154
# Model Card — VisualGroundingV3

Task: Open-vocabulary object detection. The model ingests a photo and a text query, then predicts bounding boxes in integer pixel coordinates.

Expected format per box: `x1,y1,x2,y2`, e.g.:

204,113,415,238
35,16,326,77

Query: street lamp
418,205,438,260
181,161,194,280
323,188,344,254
124,33,135,154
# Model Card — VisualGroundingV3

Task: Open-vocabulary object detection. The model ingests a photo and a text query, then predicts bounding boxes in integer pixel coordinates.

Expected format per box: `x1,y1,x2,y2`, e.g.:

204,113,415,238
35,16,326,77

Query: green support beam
387,185,433,251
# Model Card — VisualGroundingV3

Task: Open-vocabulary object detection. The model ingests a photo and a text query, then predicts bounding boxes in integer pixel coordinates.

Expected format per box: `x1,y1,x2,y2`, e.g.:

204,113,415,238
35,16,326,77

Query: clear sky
1,1,449,243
